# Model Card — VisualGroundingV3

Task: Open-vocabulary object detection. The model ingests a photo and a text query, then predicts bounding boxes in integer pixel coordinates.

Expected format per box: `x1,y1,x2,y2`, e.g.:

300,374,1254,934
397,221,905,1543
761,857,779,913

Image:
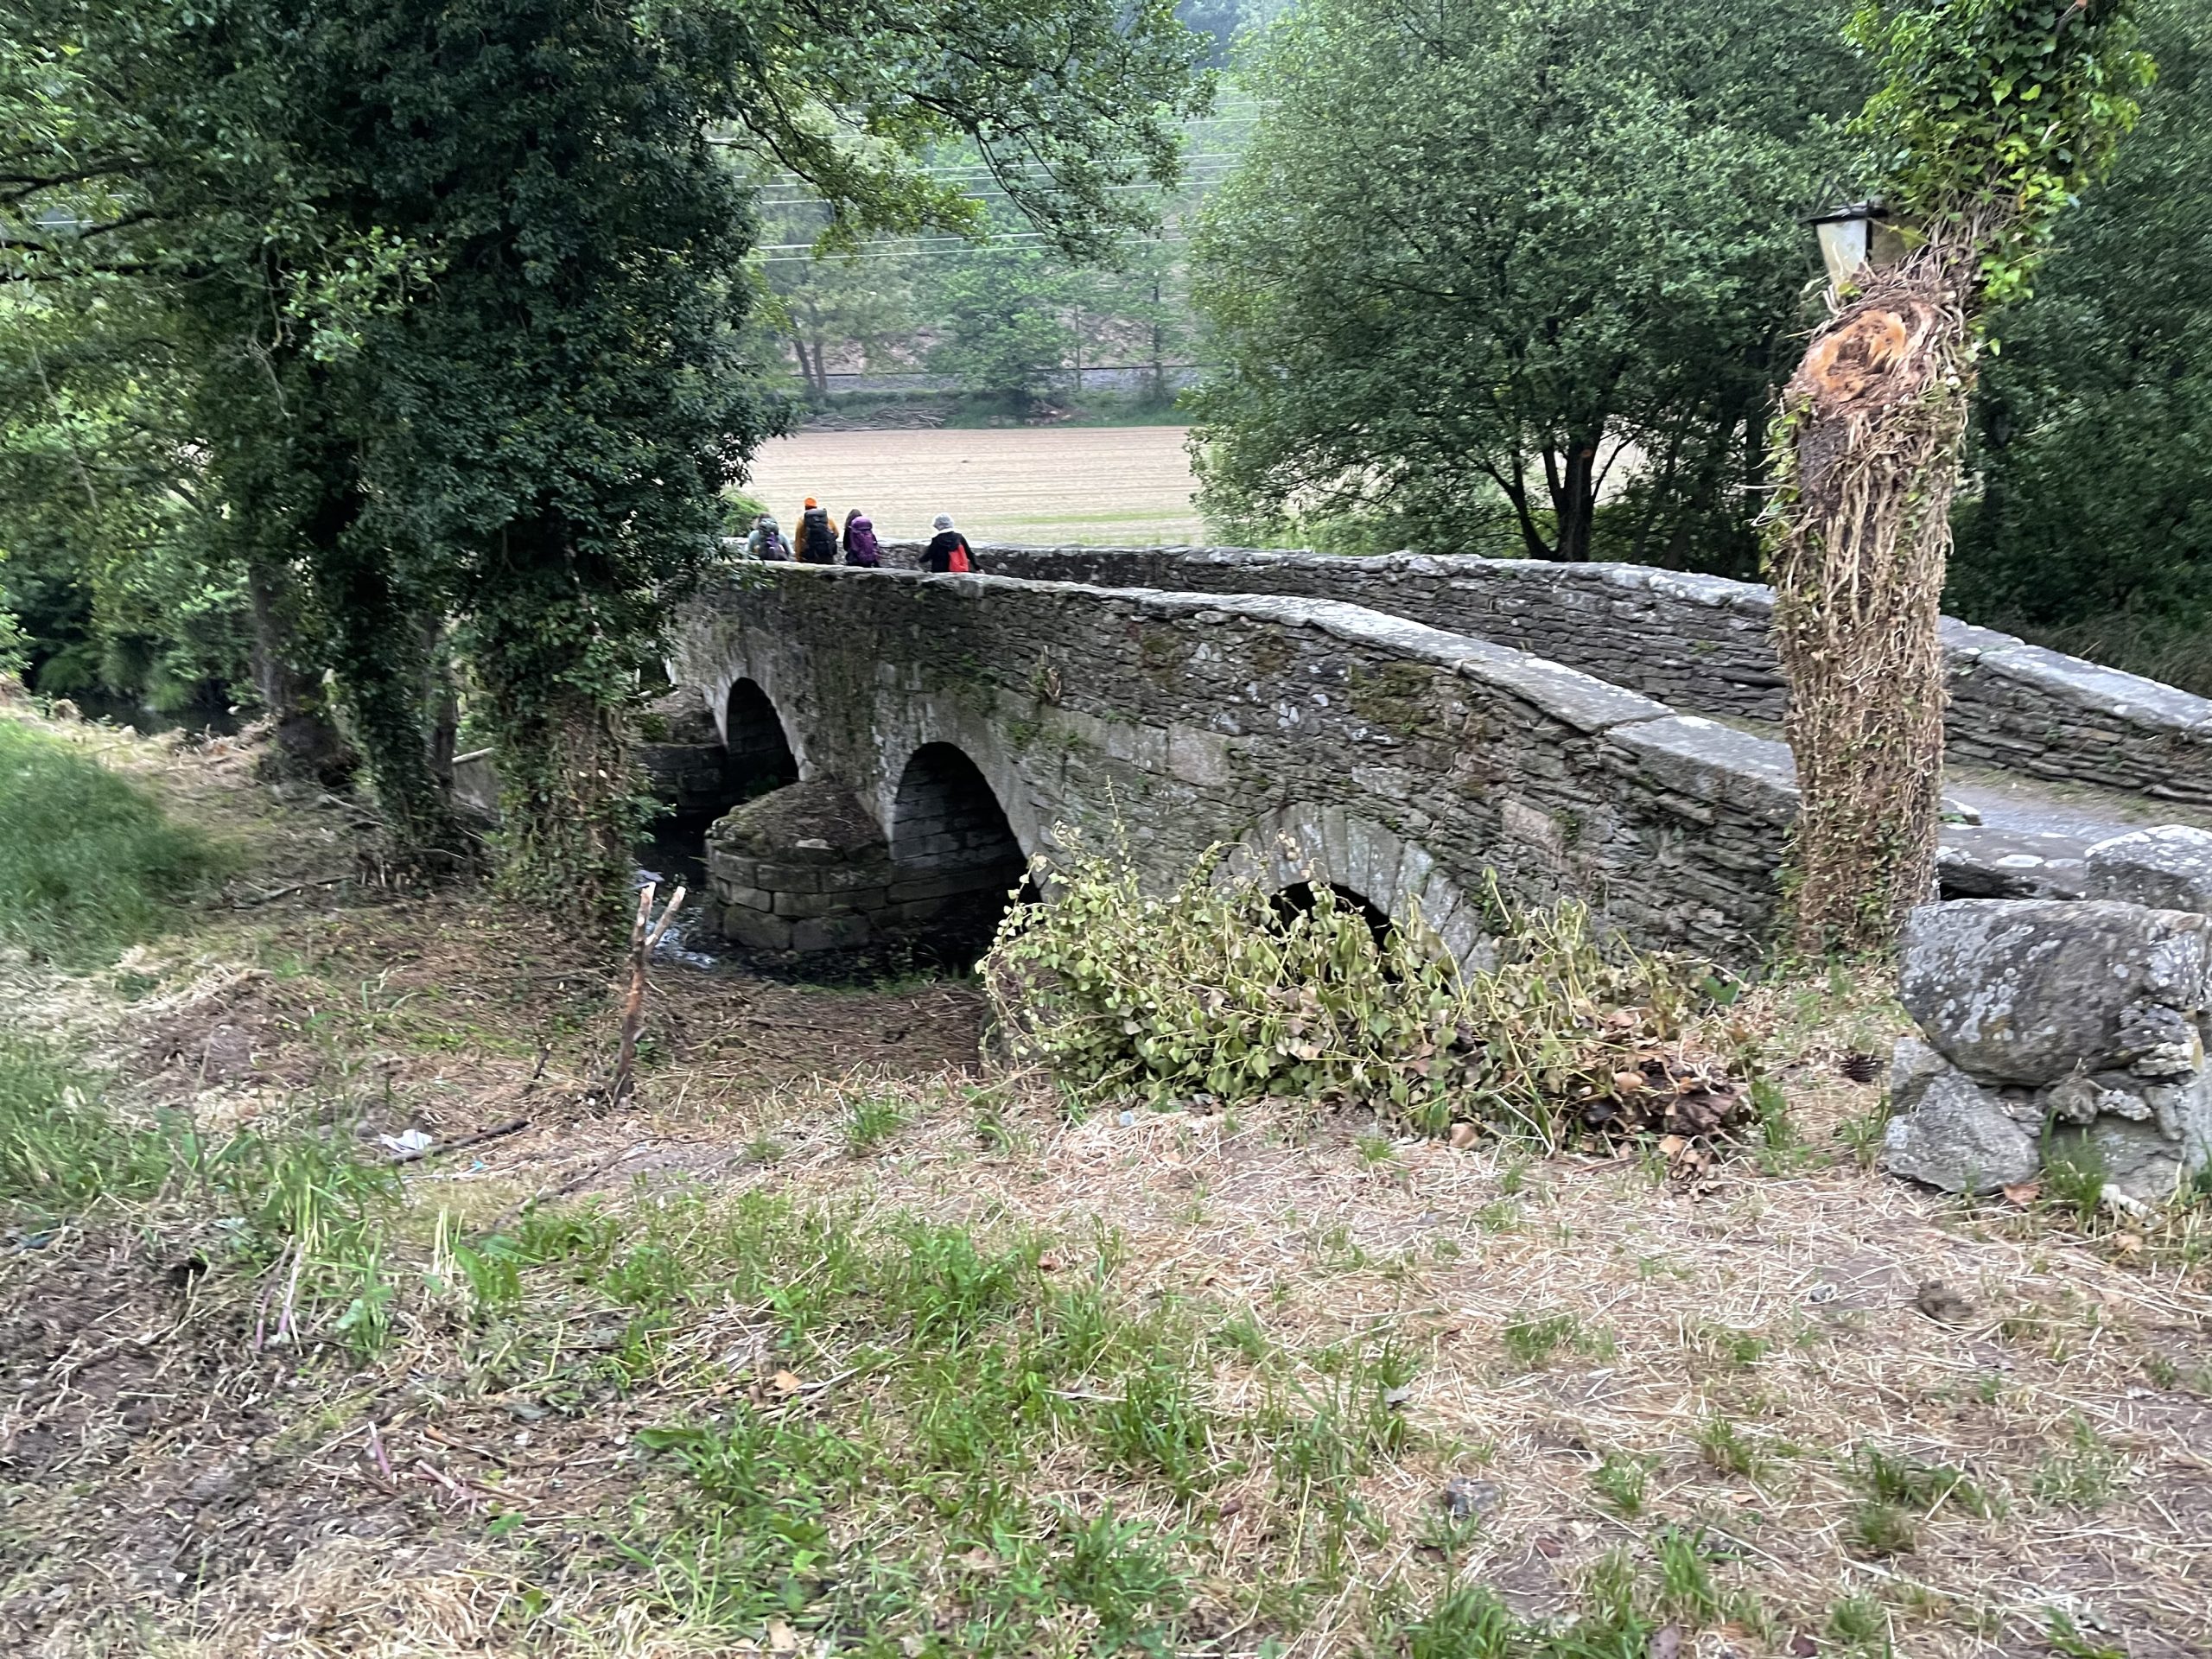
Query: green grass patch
0,1031,403,1347
424,1194,1459,1651
0,718,226,965
0,1034,173,1210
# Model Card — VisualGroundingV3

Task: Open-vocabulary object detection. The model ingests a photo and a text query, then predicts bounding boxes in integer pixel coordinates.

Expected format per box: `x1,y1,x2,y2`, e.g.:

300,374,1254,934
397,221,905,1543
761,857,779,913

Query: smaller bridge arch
887,741,1032,963
721,677,799,796
1221,804,1491,966
891,743,1023,873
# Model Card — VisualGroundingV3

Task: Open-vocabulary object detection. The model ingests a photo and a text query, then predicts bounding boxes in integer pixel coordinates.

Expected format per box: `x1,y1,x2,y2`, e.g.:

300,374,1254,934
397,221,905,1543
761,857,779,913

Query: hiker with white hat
922,513,975,574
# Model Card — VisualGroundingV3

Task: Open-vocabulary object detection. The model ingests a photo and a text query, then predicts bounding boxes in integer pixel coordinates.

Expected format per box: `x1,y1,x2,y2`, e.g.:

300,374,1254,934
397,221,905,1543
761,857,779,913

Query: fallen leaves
1573,1047,1751,1173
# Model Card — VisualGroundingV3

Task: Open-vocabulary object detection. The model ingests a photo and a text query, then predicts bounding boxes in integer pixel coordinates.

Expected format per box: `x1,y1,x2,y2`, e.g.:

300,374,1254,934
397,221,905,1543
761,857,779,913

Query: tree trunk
469,512,639,939
1150,277,1166,405
481,678,635,938
1493,464,1553,562
1549,438,1599,563
1767,251,1974,953
243,560,354,785
306,486,465,869
796,327,829,398
422,616,460,792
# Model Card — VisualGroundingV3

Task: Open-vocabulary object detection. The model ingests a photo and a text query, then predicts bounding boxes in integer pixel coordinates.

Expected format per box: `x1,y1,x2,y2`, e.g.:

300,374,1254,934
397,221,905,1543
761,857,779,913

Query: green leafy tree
1070,231,1190,407
1948,0,2210,675
753,195,921,397
4,0,1208,925
925,240,1087,411
1187,0,1853,563
1764,0,2153,952
3,0,400,785
0,315,209,705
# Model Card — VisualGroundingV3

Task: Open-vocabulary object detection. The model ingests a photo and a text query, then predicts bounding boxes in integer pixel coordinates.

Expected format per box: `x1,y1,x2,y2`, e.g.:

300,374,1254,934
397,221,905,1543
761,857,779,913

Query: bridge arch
1220,803,1491,966
888,741,1031,963
721,677,799,796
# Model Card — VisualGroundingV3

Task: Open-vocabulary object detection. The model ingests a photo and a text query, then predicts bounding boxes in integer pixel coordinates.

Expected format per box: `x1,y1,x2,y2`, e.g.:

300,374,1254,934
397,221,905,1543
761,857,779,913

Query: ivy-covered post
1765,0,2152,954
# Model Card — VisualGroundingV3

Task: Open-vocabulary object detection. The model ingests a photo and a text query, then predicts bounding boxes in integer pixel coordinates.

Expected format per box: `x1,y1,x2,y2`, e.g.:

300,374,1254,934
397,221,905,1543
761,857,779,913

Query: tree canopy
3,0,1207,925
1949,0,2209,667
1186,0,1854,566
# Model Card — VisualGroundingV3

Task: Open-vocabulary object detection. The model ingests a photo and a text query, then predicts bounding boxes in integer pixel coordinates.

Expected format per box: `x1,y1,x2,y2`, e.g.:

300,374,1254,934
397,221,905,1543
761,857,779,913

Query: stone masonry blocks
930,542,2212,804
671,566,1797,965
1885,899,2212,1199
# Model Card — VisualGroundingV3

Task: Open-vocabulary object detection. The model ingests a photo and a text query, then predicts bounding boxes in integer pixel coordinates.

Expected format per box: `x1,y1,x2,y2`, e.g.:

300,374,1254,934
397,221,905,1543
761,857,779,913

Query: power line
749,153,1251,187
748,176,1235,206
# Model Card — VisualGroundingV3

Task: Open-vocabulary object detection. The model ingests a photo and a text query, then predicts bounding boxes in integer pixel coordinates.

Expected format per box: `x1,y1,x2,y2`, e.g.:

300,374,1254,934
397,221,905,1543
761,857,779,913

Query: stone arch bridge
660,544,2212,968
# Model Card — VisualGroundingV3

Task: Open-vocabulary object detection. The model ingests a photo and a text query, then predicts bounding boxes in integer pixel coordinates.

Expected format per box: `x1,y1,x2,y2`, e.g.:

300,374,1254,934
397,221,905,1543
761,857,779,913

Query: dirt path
740,423,1204,544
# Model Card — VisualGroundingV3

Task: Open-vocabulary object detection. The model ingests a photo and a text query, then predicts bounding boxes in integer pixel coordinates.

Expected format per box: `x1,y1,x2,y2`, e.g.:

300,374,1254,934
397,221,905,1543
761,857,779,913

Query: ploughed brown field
740,423,1205,545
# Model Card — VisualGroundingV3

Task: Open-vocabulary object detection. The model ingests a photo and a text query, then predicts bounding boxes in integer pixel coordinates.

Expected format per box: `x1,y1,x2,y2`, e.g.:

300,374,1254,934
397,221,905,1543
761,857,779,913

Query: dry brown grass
3,720,2209,1658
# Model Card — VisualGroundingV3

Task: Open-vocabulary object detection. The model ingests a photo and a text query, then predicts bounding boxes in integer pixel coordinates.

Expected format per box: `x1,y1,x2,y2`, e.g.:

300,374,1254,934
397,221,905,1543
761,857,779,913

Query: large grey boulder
1885,1033,1950,1114
1882,1065,2041,1193
1899,900,2211,1084
2085,825,2212,914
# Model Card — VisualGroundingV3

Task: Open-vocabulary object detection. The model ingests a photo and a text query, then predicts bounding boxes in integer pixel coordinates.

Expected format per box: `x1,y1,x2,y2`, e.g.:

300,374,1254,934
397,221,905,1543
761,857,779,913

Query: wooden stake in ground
608,880,686,1104
1766,248,1974,954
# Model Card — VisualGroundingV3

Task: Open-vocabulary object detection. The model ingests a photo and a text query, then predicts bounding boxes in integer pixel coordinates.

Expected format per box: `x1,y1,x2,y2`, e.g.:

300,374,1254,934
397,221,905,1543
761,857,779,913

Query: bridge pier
704,766,1027,963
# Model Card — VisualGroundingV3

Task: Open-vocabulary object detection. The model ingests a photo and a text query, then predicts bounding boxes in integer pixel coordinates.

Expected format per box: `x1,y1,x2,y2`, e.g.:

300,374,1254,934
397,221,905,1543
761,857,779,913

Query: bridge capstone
910,543,2212,805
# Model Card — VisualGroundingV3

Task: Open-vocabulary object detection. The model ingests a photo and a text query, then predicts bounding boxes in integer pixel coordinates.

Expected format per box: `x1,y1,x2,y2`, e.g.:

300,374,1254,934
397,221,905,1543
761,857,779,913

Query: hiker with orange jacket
795,498,839,564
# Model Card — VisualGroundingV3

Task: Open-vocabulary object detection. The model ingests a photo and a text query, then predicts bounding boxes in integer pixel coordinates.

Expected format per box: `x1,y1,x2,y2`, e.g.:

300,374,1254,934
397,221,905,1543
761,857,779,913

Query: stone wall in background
1883,828,2212,1201
868,543,2212,805
670,565,1802,965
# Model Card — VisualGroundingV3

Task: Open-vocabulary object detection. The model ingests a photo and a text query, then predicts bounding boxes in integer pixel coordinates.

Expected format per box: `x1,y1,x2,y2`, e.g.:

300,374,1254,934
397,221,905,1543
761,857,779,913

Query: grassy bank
0,716,227,966
2,715,2209,1659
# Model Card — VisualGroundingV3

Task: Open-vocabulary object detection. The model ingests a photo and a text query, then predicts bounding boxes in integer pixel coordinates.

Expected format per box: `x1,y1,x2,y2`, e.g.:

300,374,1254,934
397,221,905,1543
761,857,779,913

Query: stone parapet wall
671,563,1802,964
869,542,2212,804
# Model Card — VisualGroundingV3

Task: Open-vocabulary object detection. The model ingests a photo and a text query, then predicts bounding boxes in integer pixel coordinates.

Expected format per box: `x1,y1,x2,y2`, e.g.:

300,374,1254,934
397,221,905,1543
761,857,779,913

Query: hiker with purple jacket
842,508,882,567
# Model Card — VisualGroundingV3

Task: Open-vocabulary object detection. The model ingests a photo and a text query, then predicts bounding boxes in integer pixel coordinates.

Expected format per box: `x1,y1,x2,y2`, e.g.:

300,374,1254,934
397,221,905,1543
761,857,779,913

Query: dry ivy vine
1765,0,2153,953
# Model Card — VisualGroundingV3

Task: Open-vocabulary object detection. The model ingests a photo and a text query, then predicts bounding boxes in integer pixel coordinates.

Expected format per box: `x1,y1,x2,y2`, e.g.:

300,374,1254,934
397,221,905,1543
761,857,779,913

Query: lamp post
1803,199,1911,289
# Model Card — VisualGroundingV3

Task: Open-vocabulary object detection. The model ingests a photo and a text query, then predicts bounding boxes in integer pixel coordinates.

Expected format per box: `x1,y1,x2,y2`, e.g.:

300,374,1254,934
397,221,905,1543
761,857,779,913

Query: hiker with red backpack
795,497,839,564
922,513,976,574
842,508,882,568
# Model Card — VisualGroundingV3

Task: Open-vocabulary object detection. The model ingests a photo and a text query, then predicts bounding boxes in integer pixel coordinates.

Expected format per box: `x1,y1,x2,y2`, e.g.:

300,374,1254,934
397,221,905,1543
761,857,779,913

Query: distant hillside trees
3,0,1209,925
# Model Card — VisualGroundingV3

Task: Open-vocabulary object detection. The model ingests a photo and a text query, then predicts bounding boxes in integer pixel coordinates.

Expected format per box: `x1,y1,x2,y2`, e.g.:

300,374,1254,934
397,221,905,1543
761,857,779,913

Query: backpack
799,508,837,563
947,537,971,575
753,525,788,561
844,517,880,567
